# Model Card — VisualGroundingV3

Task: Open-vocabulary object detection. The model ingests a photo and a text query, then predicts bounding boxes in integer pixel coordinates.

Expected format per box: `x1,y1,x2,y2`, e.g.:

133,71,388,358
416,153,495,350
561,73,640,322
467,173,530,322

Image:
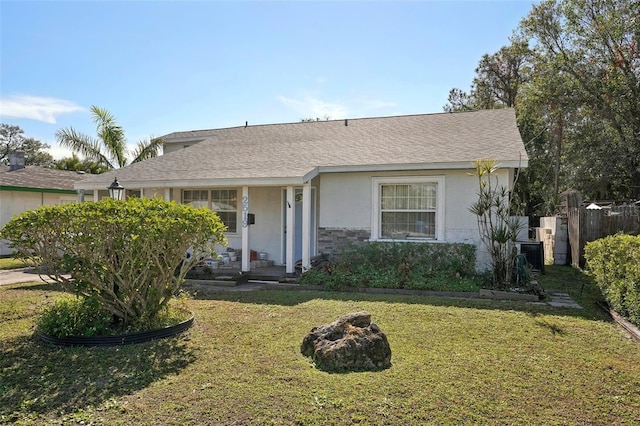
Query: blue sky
0,0,536,160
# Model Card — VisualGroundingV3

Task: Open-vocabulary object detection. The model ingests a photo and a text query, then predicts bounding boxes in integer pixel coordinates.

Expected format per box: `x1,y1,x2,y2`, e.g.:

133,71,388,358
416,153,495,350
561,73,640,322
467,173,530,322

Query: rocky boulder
300,311,392,371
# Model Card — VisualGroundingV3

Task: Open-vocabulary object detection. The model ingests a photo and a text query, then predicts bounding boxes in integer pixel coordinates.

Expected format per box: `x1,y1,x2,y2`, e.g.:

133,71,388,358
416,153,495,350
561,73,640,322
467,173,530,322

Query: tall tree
55,106,162,169
444,39,533,112
521,0,640,200
0,124,54,166
445,0,639,213
443,39,543,212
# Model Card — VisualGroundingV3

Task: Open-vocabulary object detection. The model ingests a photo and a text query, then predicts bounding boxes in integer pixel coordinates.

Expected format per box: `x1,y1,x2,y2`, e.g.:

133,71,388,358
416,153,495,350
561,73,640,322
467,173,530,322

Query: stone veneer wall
318,227,370,256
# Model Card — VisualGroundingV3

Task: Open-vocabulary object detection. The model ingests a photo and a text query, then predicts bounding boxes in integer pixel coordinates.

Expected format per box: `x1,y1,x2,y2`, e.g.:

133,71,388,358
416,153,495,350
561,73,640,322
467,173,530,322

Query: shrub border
36,313,194,347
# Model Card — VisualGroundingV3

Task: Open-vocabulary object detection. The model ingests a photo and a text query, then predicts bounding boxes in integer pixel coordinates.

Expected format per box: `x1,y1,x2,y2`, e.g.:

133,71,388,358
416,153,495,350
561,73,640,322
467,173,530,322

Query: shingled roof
76,108,527,190
1,166,87,192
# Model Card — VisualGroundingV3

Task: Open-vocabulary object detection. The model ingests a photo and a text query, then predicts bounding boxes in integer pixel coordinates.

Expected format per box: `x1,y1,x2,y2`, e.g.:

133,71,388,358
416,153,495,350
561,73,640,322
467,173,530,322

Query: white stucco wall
318,168,513,271
163,143,195,155
174,186,286,265
0,190,78,256
225,187,284,264
169,167,515,270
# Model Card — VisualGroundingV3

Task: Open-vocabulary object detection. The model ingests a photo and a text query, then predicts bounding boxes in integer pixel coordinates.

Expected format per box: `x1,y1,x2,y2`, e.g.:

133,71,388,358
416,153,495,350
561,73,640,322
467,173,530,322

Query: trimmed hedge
300,241,481,292
585,234,640,326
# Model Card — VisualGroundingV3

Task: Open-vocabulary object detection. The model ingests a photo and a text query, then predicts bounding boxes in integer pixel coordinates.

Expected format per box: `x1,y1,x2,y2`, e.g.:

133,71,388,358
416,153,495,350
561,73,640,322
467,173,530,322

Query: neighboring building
75,109,528,273
0,152,89,256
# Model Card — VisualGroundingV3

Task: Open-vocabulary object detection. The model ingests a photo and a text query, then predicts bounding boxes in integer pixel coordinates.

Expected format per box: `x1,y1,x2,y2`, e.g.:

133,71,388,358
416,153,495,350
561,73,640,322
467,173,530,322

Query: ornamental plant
0,197,226,327
469,159,526,290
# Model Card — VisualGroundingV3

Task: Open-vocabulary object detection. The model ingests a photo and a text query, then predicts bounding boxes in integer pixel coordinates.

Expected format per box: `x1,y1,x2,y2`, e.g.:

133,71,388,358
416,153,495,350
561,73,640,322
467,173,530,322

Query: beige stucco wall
0,190,78,256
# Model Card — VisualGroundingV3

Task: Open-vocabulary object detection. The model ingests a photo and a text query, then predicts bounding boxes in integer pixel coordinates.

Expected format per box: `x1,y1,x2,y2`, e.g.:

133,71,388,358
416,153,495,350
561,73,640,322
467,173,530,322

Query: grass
0,257,28,270
1,266,639,424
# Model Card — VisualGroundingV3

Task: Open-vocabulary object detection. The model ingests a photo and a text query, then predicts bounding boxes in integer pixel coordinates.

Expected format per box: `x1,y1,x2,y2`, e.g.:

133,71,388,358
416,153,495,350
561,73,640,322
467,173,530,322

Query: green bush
585,234,640,326
300,242,479,292
38,296,191,338
37,297,113,338
1,197,226,329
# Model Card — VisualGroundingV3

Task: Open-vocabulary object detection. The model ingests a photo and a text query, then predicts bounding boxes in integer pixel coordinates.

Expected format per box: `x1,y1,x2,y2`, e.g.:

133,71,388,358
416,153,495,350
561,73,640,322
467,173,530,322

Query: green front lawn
0,257,28,270
1,267,639,424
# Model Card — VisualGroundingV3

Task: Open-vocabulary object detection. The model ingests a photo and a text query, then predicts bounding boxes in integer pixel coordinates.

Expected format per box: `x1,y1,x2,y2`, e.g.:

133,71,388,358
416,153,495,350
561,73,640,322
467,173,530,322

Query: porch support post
93,190,99,202
301,182,311,272
164,188,171,201
286,186,295,274
241,186,250,273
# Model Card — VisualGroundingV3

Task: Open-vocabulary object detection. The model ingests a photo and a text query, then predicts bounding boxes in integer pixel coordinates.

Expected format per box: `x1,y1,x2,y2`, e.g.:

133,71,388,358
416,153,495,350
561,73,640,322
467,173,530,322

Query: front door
283,188,316,265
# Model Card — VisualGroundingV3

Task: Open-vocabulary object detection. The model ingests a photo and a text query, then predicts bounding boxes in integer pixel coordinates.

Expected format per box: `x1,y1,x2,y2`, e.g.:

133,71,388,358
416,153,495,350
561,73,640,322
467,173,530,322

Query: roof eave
0,185,78,194
74,176,309,191
73,159,528,191
318,159,528,174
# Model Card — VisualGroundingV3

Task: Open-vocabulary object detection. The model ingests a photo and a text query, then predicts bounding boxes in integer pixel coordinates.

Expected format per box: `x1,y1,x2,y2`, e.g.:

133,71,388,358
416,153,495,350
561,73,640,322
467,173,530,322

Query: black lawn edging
36,313,195,347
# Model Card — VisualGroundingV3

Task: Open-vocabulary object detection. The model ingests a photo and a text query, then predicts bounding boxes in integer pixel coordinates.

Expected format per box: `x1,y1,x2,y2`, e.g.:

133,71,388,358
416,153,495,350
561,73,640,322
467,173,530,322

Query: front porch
185,263,294,286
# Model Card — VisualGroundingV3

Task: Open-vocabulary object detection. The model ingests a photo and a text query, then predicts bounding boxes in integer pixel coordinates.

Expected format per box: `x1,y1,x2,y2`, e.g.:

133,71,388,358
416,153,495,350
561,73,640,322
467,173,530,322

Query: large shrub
300,241,479,291
0,197,226,327
585,234,640,326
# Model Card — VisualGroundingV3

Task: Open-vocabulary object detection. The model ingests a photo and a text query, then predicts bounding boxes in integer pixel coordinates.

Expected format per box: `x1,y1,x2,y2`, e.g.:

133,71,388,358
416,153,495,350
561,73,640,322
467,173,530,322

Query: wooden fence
568,205,640,268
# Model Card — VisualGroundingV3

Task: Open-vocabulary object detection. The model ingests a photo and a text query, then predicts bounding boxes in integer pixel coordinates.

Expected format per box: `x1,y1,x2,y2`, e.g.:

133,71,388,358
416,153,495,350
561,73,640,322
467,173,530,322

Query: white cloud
277,95,349,121
0,95,84,124
276,94,397,121
46,144,75,160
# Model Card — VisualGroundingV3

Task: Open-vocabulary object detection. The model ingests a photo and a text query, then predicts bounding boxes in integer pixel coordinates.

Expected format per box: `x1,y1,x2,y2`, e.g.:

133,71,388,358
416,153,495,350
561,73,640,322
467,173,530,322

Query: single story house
75,108,528,273
0,153,92,256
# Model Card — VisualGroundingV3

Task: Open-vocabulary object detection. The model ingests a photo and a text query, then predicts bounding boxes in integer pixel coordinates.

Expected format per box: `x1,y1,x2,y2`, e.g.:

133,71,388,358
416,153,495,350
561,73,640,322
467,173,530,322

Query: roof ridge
162,108,514,137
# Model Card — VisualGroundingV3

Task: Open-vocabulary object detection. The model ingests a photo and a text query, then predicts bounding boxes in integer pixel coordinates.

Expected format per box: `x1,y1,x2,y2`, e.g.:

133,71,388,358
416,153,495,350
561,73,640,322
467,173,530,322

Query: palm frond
55,127,114,168
131,137,163,163
90,105,127,167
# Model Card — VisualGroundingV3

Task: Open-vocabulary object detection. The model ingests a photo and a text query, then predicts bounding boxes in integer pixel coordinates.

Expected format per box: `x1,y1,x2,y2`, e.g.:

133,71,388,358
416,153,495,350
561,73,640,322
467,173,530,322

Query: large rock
300,311,392,371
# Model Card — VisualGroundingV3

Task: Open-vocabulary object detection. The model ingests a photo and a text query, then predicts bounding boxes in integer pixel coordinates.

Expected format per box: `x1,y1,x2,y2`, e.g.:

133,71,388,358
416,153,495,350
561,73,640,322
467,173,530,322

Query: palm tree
55,106,162,169
54,153,109,174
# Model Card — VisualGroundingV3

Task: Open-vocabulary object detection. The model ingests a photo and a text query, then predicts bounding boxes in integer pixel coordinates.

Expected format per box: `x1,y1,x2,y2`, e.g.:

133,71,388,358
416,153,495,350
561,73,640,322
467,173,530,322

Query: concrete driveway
0,268,57,286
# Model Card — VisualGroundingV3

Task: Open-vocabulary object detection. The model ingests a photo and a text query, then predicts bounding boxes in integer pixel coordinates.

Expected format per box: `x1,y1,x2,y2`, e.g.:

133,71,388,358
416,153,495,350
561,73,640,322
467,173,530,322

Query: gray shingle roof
1,166,88,192
76,108,527,189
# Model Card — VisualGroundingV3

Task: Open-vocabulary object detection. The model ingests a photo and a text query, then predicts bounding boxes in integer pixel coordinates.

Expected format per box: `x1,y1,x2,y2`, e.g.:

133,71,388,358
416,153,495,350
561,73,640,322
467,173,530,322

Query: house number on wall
242,196,249,228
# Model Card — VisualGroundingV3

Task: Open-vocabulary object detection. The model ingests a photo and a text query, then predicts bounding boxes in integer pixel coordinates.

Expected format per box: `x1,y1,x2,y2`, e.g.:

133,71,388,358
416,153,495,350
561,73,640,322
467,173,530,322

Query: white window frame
371,176,445,242
211,188,238,233
182,188,239,234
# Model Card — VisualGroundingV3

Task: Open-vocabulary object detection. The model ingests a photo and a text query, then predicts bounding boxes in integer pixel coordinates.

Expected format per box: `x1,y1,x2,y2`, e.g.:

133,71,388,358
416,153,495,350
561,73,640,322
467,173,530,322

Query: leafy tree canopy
445,0,640,214
0,123,54,166
54,153,109,174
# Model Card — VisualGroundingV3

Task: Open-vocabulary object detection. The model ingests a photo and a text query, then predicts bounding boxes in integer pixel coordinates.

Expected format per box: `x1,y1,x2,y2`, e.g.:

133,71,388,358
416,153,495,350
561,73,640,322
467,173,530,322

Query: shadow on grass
530,315,568,335
0,333,196,421
4,281,67,293
184,266,611,323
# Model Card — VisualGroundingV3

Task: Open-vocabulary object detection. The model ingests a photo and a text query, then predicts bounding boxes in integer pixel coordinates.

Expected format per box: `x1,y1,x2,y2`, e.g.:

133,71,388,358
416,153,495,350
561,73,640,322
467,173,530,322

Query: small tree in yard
469,159,525,290
0,197,226,328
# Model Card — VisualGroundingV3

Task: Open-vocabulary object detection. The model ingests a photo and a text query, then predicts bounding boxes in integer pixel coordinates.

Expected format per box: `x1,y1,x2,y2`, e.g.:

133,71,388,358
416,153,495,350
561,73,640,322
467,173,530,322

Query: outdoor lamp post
108,177,125,200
